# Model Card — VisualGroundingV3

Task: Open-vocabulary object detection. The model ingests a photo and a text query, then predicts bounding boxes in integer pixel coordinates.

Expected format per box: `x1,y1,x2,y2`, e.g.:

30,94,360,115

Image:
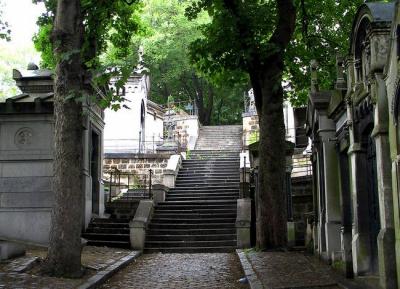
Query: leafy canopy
186,0,368,106
104,0,248,125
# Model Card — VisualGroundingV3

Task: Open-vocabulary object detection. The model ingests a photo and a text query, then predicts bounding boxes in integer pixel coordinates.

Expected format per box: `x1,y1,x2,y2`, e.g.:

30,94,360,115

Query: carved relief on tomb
14,127,34,149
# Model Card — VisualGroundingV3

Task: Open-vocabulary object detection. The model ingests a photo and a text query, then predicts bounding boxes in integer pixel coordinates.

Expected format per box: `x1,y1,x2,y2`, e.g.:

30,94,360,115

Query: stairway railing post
241,155,246,199
109,171,113,203
149,169,153,199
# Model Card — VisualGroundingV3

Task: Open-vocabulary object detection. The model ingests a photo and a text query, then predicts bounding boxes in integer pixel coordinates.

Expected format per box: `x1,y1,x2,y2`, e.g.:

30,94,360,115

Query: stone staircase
82,200,140,249
83,218,131,248
195,125,242,151
145,125,242,253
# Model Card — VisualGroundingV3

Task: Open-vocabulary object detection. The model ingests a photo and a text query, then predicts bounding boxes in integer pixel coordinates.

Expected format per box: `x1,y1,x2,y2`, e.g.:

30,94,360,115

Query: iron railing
104,133,183,154
105,168,153,202
242,127,308,150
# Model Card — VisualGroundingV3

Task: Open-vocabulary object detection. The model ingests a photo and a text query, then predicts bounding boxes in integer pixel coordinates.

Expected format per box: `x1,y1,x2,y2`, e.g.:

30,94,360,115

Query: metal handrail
105,168,154,202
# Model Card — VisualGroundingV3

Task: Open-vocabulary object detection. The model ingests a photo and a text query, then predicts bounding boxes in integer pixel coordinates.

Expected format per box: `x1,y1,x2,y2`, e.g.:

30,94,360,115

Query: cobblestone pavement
0,246,134,289
245,251,341,289
101,253,249,289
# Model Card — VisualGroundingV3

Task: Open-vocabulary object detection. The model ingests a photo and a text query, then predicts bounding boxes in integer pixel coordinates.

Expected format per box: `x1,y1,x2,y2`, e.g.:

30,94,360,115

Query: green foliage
284,0,364,106
187,0,367,107
186,1,278,74
0,0,10,41
0,43,39,101
33,0,142,70
104,0,248,125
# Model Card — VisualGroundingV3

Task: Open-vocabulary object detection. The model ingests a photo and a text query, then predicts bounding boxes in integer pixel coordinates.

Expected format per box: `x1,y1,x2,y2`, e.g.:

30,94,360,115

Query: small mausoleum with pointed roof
0,65,106,246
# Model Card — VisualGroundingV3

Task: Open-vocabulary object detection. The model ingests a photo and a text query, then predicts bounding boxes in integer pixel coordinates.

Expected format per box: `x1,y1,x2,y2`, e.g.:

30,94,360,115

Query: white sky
2,0,45,62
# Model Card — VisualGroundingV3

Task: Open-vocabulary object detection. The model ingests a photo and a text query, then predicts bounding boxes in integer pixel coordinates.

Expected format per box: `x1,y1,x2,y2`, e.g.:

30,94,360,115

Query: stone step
174,183,239,187
166,196,238,201
153,212,236,218
90,218,130,223
82,232,130,241
146,234,236,242
148,222,236,230
177,174,239,178
150,217,236,224
88,222,129,229
155,204,236,210
145,240,237,248
178,166,239,175
144,246,236,253
87,240,130,249
146,228,236,235
171,186,239,191
175,181,239,185
85,227,130,234
157,200,237,205
167,191,239,197
182,158,239,162
177,172,239,176
153,208,236,214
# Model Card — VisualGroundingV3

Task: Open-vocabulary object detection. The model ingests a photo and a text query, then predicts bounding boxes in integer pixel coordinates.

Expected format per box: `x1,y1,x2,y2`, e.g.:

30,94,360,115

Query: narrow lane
100,253,249,289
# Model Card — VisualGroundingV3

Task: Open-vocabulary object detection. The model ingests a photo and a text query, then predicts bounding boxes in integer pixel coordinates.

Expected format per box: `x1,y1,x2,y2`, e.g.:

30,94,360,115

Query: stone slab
0,241,26,261
236,250,264,289
76,251,141,289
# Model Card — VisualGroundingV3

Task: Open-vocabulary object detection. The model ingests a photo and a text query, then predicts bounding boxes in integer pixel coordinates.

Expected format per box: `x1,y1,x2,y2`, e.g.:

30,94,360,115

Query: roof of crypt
350,2,395,54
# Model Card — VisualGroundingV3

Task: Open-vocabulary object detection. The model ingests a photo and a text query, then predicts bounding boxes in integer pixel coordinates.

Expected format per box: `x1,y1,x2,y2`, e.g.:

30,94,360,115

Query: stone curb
77,251,141,289
236,249,264,289
12,256,40,273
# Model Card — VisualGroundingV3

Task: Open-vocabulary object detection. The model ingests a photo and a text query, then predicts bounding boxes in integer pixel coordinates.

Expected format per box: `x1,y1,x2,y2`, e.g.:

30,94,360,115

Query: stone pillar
319,115,341,261
347,98,372,274
236,198,251,248
372,74,397,289
130,200,154,251
82,125,91,229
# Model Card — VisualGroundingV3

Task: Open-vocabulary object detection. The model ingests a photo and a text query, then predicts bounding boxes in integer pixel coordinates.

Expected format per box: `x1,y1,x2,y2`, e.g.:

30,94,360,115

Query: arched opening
362,124,380,273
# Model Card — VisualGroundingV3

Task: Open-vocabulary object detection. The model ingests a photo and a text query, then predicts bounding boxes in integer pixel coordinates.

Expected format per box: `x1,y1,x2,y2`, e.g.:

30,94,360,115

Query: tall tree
187,0,296,248
43,0,84,277
34,0,141,277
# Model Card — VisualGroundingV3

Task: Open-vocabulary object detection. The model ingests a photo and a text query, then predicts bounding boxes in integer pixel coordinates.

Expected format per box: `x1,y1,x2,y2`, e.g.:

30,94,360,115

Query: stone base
378,228,397,289
287,222,296,248
0,241,25,261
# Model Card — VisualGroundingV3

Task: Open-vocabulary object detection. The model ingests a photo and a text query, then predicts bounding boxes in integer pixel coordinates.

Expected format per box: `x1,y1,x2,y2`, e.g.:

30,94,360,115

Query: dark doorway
91,130,100,215
339,150,353,277
364,131,380,273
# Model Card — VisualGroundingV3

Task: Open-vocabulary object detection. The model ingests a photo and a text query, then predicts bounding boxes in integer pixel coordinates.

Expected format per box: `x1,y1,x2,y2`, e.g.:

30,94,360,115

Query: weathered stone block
129,200,154,251
0,241,25,261
236,198,251,249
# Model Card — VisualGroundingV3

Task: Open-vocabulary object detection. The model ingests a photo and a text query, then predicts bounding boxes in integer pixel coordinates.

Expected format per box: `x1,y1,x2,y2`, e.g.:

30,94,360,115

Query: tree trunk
250,0,296,250
253,69,287,249
43,0,84,277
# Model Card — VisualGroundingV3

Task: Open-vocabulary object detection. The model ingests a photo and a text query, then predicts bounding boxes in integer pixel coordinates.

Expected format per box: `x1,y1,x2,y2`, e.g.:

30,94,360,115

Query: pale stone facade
306,2,400,288
0,67,105,245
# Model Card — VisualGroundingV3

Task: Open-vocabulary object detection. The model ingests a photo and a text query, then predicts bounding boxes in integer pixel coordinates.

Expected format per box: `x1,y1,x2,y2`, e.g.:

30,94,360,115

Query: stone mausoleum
0,66,105,245
306,2,400,288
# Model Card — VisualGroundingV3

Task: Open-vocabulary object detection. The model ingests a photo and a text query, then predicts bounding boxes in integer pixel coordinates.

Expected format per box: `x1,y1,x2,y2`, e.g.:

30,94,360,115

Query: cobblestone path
101,253,249,289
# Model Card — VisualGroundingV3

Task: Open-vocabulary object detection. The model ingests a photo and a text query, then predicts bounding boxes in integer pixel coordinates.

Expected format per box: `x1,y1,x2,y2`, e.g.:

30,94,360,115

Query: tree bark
251,0,296,249
252,67,287,248
43,0,85,277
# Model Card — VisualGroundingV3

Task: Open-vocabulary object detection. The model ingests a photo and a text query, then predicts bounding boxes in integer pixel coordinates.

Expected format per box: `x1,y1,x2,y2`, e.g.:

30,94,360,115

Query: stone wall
242,113,259,147
291,176,313,245
104,153,170,185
